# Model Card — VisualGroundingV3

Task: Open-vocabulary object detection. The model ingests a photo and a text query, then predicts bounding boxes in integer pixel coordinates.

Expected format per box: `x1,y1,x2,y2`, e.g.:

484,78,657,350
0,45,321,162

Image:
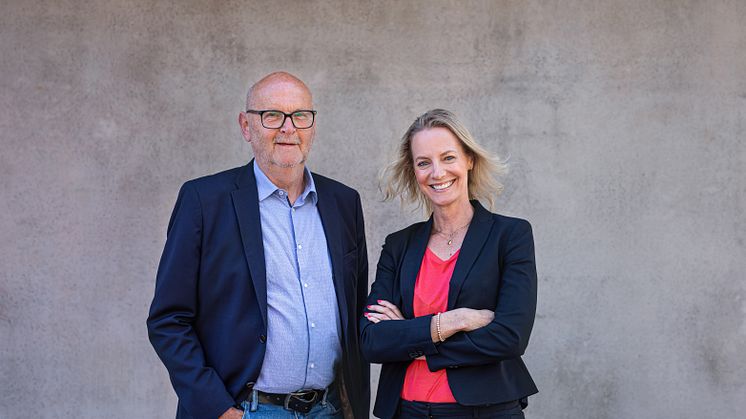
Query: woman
361,109,538,418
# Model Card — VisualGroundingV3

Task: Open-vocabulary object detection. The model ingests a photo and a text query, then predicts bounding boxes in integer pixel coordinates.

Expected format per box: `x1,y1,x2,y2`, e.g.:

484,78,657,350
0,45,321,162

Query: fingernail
367,305,372,309
377,300,382,304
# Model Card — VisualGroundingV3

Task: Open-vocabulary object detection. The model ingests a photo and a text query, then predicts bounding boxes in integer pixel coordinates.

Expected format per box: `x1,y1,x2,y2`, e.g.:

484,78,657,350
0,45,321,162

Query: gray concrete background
1,1,744,418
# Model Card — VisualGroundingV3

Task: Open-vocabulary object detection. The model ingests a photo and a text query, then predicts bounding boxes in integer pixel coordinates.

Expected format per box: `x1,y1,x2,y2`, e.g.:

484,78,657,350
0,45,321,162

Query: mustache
273,136,301,145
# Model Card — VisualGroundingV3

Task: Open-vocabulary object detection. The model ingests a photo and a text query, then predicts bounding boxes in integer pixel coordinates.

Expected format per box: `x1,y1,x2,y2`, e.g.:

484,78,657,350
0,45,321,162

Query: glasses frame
245,109,317,129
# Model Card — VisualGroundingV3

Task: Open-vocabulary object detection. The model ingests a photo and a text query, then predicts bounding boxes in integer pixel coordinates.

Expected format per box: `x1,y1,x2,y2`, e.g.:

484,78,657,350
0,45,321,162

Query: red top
400,247,459,403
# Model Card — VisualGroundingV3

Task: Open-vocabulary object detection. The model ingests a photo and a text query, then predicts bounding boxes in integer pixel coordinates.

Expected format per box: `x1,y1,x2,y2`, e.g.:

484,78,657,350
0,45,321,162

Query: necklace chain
433,220,471,246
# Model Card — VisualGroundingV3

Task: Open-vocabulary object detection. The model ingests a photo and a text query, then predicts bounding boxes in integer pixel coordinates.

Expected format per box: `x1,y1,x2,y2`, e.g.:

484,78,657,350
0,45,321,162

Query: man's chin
270,157,306,169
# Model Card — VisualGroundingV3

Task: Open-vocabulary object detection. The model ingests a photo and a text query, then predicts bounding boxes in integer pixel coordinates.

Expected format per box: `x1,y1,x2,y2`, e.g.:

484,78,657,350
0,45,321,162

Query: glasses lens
261,111,285,129
291,111,314,129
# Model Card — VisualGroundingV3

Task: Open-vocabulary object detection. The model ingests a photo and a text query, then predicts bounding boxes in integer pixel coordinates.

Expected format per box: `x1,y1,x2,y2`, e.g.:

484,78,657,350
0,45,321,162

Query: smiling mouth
430,180,455,191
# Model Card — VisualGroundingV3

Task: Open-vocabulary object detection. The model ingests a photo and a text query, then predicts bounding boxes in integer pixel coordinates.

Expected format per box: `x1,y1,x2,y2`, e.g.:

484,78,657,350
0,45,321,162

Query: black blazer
360,201,538,419
147,161,370,419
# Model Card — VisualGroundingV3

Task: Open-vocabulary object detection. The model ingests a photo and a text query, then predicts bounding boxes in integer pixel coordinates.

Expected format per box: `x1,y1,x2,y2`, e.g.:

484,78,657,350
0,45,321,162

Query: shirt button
304,283,309,288
297,244,302,250
278,191,285,196
259,335,266,343
309,363,315,369
311,322,316,328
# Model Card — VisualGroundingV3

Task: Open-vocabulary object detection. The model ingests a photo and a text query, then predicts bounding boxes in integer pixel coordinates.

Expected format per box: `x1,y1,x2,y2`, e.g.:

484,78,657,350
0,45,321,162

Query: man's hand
218,407,243,419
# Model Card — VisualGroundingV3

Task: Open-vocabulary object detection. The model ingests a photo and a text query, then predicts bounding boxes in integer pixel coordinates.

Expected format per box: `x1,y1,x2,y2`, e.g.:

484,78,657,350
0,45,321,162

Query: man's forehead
251,79,312,108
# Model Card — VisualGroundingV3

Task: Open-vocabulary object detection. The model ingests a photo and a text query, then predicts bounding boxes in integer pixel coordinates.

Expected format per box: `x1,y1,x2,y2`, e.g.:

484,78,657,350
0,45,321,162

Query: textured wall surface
1,1,745,418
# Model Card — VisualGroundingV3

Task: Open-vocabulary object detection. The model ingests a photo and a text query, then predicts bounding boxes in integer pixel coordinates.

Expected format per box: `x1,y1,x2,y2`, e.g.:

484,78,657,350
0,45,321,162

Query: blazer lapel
447,201,494,309
315,179,349,340
231,160,268,328
399,217,433,319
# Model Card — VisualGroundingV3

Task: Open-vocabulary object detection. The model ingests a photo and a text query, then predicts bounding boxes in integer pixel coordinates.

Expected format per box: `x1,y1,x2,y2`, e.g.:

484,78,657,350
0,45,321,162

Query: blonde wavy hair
380,109,507,213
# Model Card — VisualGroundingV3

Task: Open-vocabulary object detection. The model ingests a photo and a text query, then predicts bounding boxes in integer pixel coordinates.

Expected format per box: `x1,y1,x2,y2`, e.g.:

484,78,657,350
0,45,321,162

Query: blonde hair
381,109,507,213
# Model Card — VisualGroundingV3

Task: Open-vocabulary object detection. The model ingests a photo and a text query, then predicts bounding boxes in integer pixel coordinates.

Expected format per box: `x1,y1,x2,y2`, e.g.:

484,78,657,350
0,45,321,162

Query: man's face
240,80,315,171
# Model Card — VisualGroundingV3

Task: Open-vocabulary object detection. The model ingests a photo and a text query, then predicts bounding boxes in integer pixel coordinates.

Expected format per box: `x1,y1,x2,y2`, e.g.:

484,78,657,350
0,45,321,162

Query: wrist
436,312,445,342
445,309,466,332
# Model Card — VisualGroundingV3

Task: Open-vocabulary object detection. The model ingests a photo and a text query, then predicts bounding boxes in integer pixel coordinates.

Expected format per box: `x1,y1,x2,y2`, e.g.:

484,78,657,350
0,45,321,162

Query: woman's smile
430,179,455,191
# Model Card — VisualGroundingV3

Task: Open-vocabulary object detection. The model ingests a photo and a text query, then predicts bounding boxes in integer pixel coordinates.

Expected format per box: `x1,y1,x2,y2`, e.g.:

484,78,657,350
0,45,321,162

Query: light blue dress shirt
253,163,342,393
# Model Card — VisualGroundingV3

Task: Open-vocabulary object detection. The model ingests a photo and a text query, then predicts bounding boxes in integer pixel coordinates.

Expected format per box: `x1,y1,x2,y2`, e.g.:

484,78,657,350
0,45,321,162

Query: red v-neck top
400,247,459,403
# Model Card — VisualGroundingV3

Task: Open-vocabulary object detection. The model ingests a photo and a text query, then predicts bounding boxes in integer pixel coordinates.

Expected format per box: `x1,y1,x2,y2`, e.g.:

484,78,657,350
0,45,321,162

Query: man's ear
238,112,252,143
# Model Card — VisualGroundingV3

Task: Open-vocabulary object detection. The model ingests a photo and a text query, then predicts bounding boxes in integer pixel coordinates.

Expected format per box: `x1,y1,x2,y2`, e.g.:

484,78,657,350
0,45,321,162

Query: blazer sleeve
360,235,439,364
146,183,235,419
354,193,370,330
426,219,538,371
353,193,372,414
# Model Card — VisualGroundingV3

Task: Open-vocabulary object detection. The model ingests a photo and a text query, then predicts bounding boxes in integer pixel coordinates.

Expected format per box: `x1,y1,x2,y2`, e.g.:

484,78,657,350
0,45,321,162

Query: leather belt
257,389,326,414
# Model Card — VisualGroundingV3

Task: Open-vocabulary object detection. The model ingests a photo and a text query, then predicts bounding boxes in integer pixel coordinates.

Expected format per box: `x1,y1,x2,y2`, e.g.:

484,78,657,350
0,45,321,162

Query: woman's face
411,127,473,211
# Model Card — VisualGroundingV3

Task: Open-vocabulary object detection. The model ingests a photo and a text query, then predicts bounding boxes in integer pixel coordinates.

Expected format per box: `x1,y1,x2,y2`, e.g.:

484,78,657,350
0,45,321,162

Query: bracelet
436,312,444,342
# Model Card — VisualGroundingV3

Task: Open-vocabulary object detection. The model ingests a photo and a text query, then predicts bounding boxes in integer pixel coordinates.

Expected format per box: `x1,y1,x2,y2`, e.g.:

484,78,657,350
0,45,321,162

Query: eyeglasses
245,109,317,129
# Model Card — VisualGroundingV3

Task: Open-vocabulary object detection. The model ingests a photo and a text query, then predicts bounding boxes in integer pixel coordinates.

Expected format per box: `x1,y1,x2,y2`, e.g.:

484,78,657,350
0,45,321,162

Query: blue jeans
240,387,343,419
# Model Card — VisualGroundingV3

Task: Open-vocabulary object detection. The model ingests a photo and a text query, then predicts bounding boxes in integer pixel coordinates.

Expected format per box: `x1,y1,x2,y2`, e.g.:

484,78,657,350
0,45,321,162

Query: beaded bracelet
436,312,444,342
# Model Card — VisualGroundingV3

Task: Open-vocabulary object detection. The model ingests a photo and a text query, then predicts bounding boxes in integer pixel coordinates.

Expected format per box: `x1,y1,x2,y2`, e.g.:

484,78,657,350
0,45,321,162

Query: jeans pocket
324,399,341,415
239,401,251,419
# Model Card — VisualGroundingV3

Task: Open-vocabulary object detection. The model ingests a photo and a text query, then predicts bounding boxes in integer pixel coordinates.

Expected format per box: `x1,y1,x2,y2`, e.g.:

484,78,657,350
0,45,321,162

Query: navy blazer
147,161,370,419
360,201,538,419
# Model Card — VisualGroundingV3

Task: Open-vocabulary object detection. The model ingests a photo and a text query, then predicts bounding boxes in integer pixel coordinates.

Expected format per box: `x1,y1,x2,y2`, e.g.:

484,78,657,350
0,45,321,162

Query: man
147,72,370,419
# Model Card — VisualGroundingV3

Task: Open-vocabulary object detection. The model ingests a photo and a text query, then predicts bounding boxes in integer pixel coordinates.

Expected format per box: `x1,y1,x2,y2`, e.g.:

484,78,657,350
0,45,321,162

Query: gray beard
270,156,305,169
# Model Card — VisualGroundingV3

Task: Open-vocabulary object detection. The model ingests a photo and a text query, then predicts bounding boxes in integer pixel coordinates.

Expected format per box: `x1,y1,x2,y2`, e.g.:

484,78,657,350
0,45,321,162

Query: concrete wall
2,1,744,417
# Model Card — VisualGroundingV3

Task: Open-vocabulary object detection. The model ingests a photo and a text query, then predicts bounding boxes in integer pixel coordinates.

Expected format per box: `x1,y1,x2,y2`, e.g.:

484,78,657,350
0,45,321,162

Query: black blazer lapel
231,160,268,327
447,201,494,309
399,218,433,319
315,179,349,340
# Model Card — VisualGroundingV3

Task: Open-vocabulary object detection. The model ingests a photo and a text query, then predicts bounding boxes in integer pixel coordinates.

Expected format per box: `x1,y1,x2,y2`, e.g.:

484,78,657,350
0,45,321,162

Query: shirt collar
253,162,318,205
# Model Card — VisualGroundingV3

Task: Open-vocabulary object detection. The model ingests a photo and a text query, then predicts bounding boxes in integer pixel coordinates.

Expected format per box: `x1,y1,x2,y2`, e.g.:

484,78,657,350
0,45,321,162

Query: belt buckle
284,390,318,414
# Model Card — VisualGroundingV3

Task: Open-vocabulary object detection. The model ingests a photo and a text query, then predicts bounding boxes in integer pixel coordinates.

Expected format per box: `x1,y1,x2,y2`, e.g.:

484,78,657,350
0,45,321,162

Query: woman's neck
432,199,474,234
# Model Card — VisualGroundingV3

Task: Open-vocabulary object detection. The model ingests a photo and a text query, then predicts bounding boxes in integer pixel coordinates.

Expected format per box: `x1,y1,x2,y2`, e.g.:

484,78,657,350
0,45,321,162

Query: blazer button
259,334,266,343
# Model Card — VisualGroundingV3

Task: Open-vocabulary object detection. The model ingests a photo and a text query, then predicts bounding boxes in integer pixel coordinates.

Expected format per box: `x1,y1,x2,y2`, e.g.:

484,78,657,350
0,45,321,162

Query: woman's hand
452,308,495,331
365,300,405,323
365,300,494,344
431,308,495,342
